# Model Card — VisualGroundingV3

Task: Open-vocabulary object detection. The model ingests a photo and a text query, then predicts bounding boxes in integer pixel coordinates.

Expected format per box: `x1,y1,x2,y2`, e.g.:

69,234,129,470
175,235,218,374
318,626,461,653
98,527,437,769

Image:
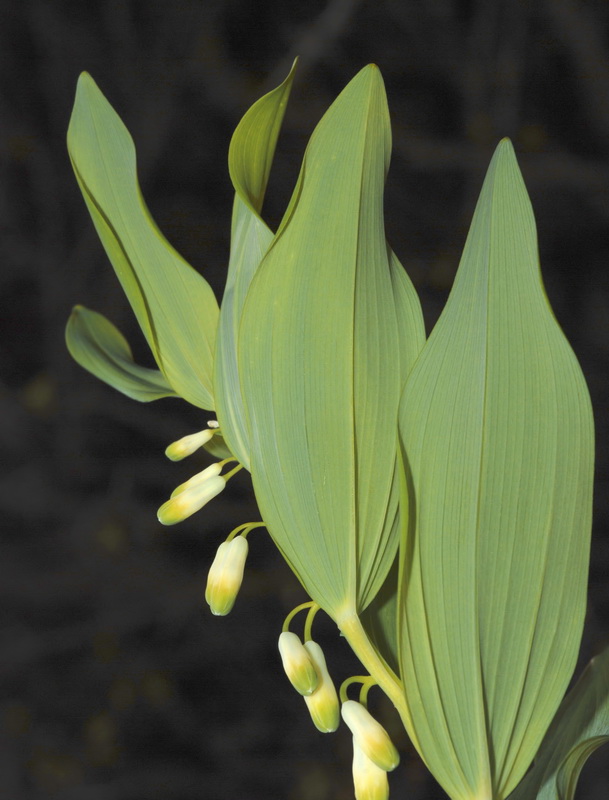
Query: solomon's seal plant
65,61,608,800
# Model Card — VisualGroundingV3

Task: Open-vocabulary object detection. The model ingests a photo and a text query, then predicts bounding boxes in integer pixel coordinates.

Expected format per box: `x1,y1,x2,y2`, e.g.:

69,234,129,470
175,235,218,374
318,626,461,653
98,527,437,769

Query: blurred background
2,0,609,798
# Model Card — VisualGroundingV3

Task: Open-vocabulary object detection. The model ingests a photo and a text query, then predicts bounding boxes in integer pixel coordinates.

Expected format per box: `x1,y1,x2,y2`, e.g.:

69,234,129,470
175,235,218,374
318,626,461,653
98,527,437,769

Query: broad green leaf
239,65,424,620
68,73,219,410
509,647,609,800
214,62,297,469
397,139,594,800
65,305,176,402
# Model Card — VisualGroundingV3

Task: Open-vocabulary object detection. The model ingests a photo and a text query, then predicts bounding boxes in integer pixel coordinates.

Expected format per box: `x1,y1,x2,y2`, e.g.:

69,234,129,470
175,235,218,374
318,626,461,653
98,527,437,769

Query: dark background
2,1,609,798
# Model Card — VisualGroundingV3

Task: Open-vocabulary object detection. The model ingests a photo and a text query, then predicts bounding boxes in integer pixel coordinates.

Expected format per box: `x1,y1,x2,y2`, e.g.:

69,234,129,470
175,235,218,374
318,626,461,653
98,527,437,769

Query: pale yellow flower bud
341,700,399,772
170,463,223,498
352,737,389,800
157,474,225,526
303,641,339,732
278,632,319,696
205,536,248,616
165,429,214,461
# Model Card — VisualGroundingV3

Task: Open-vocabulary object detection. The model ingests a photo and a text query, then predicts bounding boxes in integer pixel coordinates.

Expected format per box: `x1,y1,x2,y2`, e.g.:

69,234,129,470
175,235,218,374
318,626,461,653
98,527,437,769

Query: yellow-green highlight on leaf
239,65,424,621
509,647,609,800
397,139,594,800
65,305,177,402
68,73,219,410
214,61,297,469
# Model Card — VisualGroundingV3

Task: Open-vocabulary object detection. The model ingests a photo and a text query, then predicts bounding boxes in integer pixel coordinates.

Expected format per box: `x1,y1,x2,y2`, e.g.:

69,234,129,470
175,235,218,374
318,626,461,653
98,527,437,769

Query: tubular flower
352,737,389,800
341,700,399,772
205,536,248,616
165,428,215,461
303,641,340,732
278,631,319,696
157,468,225,526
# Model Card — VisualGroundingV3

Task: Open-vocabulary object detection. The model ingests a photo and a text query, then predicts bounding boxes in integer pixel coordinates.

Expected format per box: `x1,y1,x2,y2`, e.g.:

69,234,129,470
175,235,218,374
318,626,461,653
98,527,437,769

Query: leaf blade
68,73,219,410
509,647,609,800
65,305,177,402
239,65,424,619
397,139,594,800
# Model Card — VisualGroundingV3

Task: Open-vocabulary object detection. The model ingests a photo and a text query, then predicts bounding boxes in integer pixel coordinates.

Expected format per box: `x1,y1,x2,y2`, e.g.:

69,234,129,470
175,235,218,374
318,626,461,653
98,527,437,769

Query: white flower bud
341,700,399,772
278,632,319,696
205,536,248,616
303,641,339,732
352,737,389,800
165,429,214,461
157,473,225,525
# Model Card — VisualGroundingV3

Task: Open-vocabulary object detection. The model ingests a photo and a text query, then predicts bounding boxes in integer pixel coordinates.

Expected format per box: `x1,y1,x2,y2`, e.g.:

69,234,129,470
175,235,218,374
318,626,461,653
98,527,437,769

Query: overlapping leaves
66,72,219,410
510,646,609,800
239,65,424,619
213,62,297,469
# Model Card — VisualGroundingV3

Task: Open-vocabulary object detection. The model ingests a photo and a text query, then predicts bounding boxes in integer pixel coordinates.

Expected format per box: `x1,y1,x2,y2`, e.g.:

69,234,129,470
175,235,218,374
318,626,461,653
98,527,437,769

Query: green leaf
68,73,219,410
360,554,400,677
202,431,234,462
397,139,594,800
239,65,424,620
509,647,609,800
214,61,297,469
65,305,177,402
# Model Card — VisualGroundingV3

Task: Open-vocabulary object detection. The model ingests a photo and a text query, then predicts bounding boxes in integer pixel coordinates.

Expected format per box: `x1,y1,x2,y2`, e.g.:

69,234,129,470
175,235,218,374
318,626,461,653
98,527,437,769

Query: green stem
226,522,266,541
336,610,420,751
339,674,375,704
282,601,317,633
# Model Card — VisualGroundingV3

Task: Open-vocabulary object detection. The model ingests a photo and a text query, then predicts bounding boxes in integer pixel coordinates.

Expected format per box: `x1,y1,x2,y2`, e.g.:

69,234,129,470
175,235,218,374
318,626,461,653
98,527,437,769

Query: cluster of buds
160,424,400,797
278,631,340,733
157,423,237,526
157,423,252,616
279,622,400,798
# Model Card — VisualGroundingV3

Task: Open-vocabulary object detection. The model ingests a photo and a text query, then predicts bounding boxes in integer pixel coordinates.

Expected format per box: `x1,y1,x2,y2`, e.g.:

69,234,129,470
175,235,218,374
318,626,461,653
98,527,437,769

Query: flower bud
205,536,248,616
170,463,223,498
278,632,319,696
165,429,214,461
157,474,225,525
303,641,339,732
341,700,399,772
352,737,389,800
